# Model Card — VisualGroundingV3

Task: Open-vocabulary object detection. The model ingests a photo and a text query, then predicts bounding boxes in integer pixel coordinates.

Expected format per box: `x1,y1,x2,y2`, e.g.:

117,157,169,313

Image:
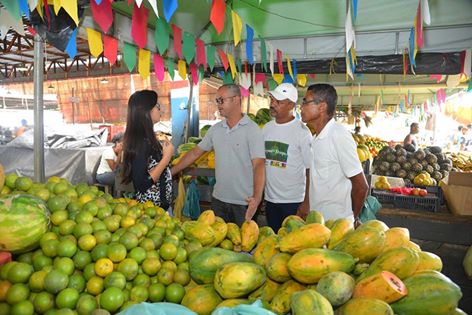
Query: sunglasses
215,95,236,105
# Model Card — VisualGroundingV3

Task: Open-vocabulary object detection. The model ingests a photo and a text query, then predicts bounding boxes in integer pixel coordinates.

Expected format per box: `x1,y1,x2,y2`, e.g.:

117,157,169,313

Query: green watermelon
200,125,211,138
256,108,272,124
0,194,50,253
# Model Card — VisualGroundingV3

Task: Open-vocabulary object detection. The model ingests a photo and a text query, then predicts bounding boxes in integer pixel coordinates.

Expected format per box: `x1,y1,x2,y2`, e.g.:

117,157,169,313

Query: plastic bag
174,176,186,220
118,302,197,315
183,179,201,220
360,195,382,222
211,300,277,315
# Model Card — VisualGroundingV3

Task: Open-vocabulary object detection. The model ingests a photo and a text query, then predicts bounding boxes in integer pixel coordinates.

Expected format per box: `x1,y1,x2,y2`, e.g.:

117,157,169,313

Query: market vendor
171,84,265,226
121,90,174,210
300,84,368,226
404,122,420,149
96,132,124,191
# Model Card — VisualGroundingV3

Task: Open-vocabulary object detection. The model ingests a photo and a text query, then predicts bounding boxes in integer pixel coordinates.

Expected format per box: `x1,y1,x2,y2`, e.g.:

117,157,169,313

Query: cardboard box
440,172,472,216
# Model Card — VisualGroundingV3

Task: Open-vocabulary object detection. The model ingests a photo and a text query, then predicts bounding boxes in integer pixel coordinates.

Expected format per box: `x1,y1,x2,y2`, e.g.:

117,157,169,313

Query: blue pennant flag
409,27,416,67
351,0,358,23
163,0,178,22
283,73,293,83
292,59,298,79
19,0,29,18
246,24,254,65
65,28,78,59
95,0,103,4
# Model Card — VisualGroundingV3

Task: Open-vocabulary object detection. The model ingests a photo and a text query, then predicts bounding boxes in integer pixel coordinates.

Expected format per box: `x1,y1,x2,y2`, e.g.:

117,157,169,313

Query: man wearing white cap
263,83,313,232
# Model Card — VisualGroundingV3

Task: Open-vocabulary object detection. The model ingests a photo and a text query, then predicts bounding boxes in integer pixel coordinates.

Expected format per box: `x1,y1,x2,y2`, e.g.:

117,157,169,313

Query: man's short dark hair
111,132,124,144
306,84,338,117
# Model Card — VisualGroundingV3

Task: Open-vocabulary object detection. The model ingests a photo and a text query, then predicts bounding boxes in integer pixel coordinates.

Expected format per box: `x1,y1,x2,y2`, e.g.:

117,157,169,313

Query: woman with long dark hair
121,90,174,210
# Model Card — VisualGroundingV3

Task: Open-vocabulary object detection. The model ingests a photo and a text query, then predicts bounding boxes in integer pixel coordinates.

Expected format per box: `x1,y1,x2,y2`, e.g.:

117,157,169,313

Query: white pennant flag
240,73,252,90
135,0,144,7
28,0,39,11
463,49,471,79
0,8,25,37
148,0,159,17
268,42,274,75
0,10,10,40
345,4,356,53
422,0,431,25
253,81,264,96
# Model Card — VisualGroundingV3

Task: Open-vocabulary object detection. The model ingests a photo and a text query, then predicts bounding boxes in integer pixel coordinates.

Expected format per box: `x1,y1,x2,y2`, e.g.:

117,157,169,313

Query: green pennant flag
155,18,170,55
223,71,233,84
468,79,472,92
0,0,20,20
267,78,277,91
207,45,215,71
198,65,205,83
166,58,175,80
123,43,137,72
236,58,242,74
182,32,196,64
260,36,267,72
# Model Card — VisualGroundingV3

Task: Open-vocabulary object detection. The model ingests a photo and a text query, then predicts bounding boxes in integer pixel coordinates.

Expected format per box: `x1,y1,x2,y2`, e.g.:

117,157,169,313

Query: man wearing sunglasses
171,84,265,226
300,84,368,227
263,83,313,232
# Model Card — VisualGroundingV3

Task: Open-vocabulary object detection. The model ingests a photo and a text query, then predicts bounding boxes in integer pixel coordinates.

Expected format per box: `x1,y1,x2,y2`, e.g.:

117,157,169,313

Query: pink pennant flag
217,48,229,71
153,54,165,81
240,86,249,97
255,73,266,85
429,74,442,83
103,35,118,65
128,0,133,5
196,38,206,68
210,0,226,34
131,3,149,49
172,24,183,59
436,89,445,104
309,74,316,79
91,0,113,33
190,63,198,85
276,49,283,74
415,1,424,49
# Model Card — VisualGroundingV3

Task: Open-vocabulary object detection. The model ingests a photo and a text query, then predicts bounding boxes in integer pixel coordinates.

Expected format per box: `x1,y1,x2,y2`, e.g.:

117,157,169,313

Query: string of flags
407,0,431,73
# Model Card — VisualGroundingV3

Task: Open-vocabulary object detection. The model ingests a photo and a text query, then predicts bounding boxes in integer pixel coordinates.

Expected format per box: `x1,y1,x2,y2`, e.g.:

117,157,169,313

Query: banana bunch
447,152,472,172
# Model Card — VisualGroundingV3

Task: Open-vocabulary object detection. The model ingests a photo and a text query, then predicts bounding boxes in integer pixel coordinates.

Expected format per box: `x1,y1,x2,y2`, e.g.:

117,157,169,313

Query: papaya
316,271,355,307
335,297,394,315
189,247,253,284
325,219,335,229
213,262,266,299
287,248,356,284
333,227,385,263
415,251,443,273
327,218,354,249
305,210,325,224
403,240,422,252
391,270,462,315
248,278,280,303
215,298,250,309
290,289,333,315
357,219,389,233
352,263,370,276
181,284,222,315
218,239,234,251
241,220,259,252
278,223,331,253
267,252,292,283
277,227,288,237
182,221,215,246
464,245,472,279
207,220,228,247
226,223,241,246
257,226,276,245
281,215,305,232
353,271,407,303
357,247,420,282
253,235,279,268
198,209,216,225
382,227,410,253
269,280,306,315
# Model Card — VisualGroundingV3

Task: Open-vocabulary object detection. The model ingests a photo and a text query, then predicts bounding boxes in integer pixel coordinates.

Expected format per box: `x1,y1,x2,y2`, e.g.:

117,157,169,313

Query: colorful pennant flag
155,18,170,55
297,74,307,87
167,58,175,80
0,0,21,20
196,39,206,68
246,24,254,65
210,0,226,34
223,72,233,84
131,3,149,49
91,0,113,33
231,10,242,46
239,73,251,90
461,49,471,79
255,73,266,85
65,28,77,59
422,0,431,25
178,59,187,80
0,8,25,37
57,0,79,26
408,27,417,68
217,49,229,71
86,27,103,57
345,2,356,53
182,32,196,64
148,0,159,17
273,74,284,85
103,35,118,65
135,0,143,8
268,42,274,75
351,0,358,22
402,48,408,77
236,58,242,74
172,24,183,59
227,53,237,79
276,49,283,74
123,42,137,72
286,55,293,79
19,0,29,18
28,0,38,11
415,1,423,49
153,54,165,81
207,45,215,71
260,36,267,72
138,48,151,79
292,59,298,79
163,0,178,22
189,63,198,85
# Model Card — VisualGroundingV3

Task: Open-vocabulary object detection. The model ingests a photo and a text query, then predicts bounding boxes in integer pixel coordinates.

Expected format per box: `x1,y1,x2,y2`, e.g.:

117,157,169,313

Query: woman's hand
161,140,175,161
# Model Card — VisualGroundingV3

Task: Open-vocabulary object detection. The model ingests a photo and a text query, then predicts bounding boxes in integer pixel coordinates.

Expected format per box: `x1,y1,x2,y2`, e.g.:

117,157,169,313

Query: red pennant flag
276,49,283,74
27,26,36,36
255,73,267,85
210,0,226,34
103,35,118,65
217,48,229,71
153,54,165,81
459,50,466,73
43,0,51,30
172,24,183,59
131,3,149,49
190,63,198,85
244,61,248,74
309,74,316,79
196,38,206,69
415,1,424,49
91,0,113,33
128,0,133,5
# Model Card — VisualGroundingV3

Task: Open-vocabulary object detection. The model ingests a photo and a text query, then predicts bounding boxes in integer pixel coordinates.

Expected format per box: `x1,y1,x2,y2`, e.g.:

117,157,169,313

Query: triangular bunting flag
190,63,198,85
210,0,226,34
283,73,293,83
254,81,264,96
260,36,267,72
138,49,151,79
103,35,118,65
297,74,307,87
135,0,143,7
268,42,274,75
276,49,283,74
236,58,242,74
246,24,254,65
153,54,165,81
167,58,175,80
155,18,170,55
19,0,29,18
163,0,178,22
0,0,20,20
182,32,196,64
196,38,206,68
65,28,77,59
86,27,103,57
217,49,229,71
148,0,159,17
172,24,183,59
416,1,424,49
286,55,293,79
223,72,233,84
227,53,237,79
61,0,79,26
91,0,113,33
123,42,137,72
273,74,284,85
231,10,242,46
29,0,38,11
239,73,251,90
207,45,215,71
131,3,149,49
178,59,187,80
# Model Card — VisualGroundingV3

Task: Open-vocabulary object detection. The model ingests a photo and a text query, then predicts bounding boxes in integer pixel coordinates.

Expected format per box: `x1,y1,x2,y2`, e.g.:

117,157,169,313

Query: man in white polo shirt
300,84,368,226
263,83,313,232
171,84,266,226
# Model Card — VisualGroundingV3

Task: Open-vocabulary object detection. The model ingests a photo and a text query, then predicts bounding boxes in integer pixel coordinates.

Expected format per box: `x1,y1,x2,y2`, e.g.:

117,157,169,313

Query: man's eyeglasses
215,95,236,105
155,103,161,110
301,98,319,106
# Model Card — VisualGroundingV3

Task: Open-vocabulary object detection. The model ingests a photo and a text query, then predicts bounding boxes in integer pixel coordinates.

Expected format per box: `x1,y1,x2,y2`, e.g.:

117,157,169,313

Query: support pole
33,34,45,183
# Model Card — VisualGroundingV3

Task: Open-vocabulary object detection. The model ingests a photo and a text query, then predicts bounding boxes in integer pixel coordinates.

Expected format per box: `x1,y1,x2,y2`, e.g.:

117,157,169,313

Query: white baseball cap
268,83,298,103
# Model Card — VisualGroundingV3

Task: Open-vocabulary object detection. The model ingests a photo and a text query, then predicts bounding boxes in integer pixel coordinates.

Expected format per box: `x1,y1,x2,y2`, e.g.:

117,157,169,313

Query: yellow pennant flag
286,55,293,79
231,10,243,46
273,74,284,84
86,28,103,58
227,53,237,79
138,49,151,79
36,1,43,20
297,74,307,87
53,0,61,15
62,0,79,26
178,60,187,80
